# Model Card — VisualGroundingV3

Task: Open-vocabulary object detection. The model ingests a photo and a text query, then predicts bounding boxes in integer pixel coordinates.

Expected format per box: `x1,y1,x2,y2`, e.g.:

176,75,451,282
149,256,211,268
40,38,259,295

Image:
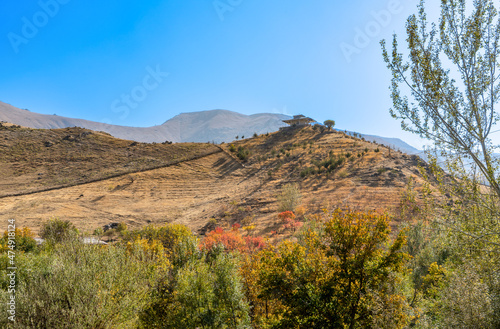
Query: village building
282,114,315,126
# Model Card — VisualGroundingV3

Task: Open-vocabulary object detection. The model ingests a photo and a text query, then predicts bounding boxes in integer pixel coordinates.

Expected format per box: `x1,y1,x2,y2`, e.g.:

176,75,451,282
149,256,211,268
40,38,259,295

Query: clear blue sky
0,0,436,148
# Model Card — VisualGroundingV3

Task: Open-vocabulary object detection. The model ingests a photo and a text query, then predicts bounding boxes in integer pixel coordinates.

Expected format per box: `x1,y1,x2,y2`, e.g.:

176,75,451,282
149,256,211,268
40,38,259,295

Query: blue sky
0,0,435,148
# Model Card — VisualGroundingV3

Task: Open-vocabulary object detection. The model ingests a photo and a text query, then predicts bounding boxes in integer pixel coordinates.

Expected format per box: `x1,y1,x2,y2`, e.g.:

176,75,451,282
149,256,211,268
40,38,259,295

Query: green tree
324,120,335,130
381,0,500,325
140,246,250,328
381,0,500,198
0,227,36,253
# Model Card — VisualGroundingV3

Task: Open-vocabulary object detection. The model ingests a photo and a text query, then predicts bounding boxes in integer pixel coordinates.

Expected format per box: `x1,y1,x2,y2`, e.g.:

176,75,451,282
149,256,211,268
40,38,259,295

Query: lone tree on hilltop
324,120,335,130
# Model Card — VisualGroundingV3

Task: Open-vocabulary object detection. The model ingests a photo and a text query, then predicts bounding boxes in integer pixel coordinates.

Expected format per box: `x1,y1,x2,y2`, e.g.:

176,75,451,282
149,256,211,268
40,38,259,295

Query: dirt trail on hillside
0,152,260,234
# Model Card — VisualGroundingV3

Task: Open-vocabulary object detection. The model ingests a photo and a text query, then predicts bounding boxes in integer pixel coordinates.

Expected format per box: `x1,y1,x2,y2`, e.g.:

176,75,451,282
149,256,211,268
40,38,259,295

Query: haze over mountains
0,100,420,154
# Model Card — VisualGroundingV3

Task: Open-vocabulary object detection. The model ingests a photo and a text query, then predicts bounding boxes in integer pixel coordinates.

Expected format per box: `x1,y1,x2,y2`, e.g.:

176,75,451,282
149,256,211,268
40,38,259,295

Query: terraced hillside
0,124,434,236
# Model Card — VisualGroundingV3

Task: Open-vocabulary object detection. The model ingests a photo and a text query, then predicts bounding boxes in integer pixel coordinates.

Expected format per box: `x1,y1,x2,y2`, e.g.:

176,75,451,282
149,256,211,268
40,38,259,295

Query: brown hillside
0,123,218,197
0,125,433,237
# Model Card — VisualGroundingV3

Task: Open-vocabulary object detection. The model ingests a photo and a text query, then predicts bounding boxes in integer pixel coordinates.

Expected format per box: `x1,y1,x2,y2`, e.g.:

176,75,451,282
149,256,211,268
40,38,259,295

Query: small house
283,115,315,126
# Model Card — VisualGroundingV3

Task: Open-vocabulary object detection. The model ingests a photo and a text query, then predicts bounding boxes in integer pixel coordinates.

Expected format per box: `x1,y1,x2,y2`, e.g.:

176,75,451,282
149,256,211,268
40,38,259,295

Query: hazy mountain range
0,100,421,154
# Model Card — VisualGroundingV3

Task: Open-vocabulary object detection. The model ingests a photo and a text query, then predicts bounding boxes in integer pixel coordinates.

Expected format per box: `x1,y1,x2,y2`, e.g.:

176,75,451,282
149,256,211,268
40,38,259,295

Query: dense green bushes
139,246,250,328
0,241,159,328
0,223,252,328
1,198,498,328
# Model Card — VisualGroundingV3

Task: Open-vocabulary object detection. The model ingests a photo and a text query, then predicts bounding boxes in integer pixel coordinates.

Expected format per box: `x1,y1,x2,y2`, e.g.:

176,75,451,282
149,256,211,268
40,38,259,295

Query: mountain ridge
0,101,290,143
0,100,421,154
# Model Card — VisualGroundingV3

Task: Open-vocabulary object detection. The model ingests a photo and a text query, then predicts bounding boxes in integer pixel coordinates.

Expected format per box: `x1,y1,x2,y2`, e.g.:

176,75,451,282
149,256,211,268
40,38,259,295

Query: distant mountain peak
0,101,421,154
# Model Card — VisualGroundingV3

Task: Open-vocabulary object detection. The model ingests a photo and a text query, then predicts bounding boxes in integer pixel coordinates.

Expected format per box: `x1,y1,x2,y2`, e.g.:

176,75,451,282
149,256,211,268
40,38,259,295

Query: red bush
201,225,266,253
278,211,296,221
279,211,302,232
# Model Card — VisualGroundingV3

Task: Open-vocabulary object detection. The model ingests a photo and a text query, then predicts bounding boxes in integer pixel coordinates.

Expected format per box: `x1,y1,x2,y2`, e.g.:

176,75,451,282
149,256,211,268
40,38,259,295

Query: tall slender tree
382,0,500,198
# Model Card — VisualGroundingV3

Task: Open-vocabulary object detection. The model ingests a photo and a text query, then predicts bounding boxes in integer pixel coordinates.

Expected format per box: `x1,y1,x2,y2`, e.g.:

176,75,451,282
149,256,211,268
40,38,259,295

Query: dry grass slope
0,124,218,196
0,124,435,237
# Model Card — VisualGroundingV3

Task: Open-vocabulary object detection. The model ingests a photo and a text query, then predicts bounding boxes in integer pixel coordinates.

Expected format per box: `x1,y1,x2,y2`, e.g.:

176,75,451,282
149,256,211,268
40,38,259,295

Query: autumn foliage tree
255,209,411,328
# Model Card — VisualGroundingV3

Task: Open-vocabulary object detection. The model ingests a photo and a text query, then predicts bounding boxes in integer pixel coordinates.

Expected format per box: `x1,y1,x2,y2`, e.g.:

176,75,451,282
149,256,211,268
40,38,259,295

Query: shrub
229,144,236,152
200,224,266,254
236,146,250,161
93,227,104,237
123,223,193,252
338,170,348,178
201,226,246,253
116,222,127,233
40,218,79,244
300,167,316,177
318,156,345,173
278,211,296,222
278,184,301,212
0,227,36,253
140,249,250,328
1,241,160,328
278,211,302,232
